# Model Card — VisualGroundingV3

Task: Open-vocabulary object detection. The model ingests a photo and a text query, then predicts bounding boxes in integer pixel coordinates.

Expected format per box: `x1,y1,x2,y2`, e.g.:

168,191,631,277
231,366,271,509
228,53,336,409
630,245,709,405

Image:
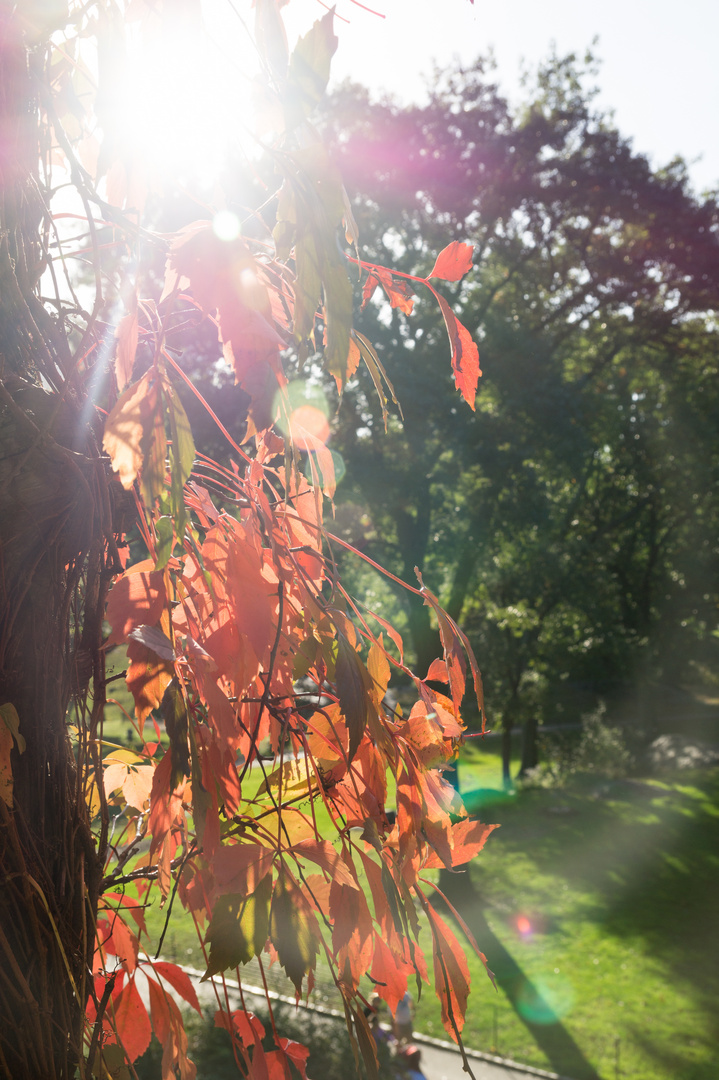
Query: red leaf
426,905,471,1042
425,658,448,683
291,839,359,890
423,819,499,870
215,1008,265,1047
435,295,481,409
147,975,173,1046
106,560,166,646
153,961,202,1014
265,1050,291,1080
113,976,152,1062
278,1039,310,1080
108,914,139,973
369,933,409,1015
429,241,474,282
377,268,414,315
212,842,274,896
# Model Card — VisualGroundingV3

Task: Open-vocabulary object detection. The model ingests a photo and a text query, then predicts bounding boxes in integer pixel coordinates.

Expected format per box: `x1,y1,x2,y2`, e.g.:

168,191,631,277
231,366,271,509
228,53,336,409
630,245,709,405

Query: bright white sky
281,0,719,195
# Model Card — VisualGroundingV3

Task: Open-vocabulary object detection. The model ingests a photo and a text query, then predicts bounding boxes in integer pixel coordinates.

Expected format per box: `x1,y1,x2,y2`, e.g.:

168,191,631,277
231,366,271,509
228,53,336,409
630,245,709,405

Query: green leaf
166,382,195,540
285,9,337,127
139,385,167,507
154,516,174,570
269,869,318,993
160,678,189,790
352,330,402,431
335,634,369,763
203,874,272,979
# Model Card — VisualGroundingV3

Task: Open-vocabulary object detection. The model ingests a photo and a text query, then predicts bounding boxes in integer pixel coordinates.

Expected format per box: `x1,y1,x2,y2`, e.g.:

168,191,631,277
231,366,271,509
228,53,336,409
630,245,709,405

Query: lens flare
289,404,330,444
213,211,241,242
516,975,575,1025
275,381,331,444
516,915,532,937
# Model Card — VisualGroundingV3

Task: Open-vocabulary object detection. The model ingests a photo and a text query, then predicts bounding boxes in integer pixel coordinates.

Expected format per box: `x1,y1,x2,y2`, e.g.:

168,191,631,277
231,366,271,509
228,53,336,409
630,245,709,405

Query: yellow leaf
103,371,157,490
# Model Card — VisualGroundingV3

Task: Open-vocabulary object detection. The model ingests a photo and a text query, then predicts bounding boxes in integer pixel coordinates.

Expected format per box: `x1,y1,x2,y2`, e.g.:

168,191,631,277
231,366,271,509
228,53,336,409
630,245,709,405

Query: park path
180,967,573,1080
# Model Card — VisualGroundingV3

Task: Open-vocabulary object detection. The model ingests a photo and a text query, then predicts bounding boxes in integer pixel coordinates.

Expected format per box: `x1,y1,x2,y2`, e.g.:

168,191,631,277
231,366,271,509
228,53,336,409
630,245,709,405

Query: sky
281,0,719,195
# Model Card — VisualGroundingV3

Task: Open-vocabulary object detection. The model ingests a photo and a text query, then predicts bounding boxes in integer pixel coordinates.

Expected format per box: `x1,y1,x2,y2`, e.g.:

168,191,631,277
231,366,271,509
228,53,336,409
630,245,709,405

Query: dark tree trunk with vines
0,8,111,1076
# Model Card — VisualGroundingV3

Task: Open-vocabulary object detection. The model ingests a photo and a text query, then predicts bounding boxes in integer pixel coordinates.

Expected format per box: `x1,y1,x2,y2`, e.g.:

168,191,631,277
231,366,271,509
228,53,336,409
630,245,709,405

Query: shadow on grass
441,874,602,1080
457,762,719,1078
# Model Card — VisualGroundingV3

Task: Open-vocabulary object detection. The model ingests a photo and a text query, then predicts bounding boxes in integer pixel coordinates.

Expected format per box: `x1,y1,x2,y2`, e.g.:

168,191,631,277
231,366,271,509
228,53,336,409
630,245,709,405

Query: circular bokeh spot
275,382,331,444
213,210,241,242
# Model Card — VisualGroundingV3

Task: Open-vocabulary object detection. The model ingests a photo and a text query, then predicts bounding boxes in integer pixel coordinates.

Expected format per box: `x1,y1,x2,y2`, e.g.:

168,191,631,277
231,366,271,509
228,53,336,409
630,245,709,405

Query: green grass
409,743,719,1080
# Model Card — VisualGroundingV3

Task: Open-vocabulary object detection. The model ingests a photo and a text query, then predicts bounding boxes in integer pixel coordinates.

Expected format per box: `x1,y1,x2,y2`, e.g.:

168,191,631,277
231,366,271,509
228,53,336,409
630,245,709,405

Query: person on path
393,991,414,1043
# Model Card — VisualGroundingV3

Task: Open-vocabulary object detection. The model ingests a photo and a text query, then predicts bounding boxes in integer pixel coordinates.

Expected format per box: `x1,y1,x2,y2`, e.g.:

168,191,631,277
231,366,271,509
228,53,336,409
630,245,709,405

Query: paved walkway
182,967,571,1080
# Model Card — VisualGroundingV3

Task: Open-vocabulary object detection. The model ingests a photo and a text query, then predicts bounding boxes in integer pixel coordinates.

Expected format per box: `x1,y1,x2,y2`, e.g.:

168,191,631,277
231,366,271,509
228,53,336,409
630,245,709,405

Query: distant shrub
525,703,632,787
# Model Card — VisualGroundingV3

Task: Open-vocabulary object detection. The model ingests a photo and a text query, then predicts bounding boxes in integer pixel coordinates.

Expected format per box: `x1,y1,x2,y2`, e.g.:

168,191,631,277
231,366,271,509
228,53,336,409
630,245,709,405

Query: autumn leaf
335,633,370,763
212,842,274,897
152,961,202,1015
126,638,174,727
290,839,359,889
115,306,138,391
429,241,474,282
112,976,152,1062
215,1008,265,1047
103,749,154,812
105,560,167,646
285,9,337,127
423,819,499,870
426,905,471,1042
103,370,158,490
434,294,481,409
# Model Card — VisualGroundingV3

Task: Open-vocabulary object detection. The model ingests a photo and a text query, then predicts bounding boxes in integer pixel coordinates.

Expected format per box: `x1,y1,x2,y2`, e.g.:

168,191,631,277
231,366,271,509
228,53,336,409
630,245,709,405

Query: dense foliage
0,3,494,1078
323,55,719,780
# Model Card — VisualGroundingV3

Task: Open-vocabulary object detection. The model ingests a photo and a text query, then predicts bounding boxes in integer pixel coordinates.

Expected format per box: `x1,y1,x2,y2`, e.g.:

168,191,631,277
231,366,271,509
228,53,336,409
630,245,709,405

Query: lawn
409,742,719,1080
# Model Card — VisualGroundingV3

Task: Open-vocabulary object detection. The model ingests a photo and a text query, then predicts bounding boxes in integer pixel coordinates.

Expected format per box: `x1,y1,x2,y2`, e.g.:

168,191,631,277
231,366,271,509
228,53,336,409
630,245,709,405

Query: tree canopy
324,54,719,779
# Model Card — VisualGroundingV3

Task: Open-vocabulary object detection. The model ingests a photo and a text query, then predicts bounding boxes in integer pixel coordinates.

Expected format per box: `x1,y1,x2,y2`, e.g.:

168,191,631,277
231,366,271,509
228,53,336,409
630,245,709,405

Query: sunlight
100,3,258,192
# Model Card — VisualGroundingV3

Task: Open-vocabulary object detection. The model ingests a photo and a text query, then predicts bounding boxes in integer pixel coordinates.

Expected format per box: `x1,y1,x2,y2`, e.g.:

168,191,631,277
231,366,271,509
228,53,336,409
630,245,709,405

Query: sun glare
106,6,258,190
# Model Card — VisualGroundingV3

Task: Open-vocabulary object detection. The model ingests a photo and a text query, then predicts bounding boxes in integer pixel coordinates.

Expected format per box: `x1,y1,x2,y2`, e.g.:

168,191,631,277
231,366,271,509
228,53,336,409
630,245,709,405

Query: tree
0,3,493,1078
325,55,719,782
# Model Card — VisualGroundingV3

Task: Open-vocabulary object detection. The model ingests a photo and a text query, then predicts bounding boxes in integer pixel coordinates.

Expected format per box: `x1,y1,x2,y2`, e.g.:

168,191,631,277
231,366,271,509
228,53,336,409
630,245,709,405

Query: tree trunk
517,715,539,779
0,11,109,1075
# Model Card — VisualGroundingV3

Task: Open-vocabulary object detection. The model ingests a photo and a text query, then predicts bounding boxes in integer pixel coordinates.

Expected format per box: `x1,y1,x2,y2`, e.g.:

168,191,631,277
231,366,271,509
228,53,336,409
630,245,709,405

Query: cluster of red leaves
97,397,497,1075
87,8,491,1080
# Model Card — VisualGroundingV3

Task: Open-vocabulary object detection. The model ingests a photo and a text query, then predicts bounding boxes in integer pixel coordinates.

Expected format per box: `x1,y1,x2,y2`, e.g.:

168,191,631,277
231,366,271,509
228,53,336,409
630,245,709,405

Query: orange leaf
435,295,480,410
212,842,274,897
103,370,158,489
425,658,448,683
291,839,359,889
113,976,152,1062
126,638,174,725
426,905,470,1042
106,559,166,647
115,307,139,391
369,932,409,1015
423,819,499,870
153,961,202,1015
429,241,474,282
215,1008,265,1047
